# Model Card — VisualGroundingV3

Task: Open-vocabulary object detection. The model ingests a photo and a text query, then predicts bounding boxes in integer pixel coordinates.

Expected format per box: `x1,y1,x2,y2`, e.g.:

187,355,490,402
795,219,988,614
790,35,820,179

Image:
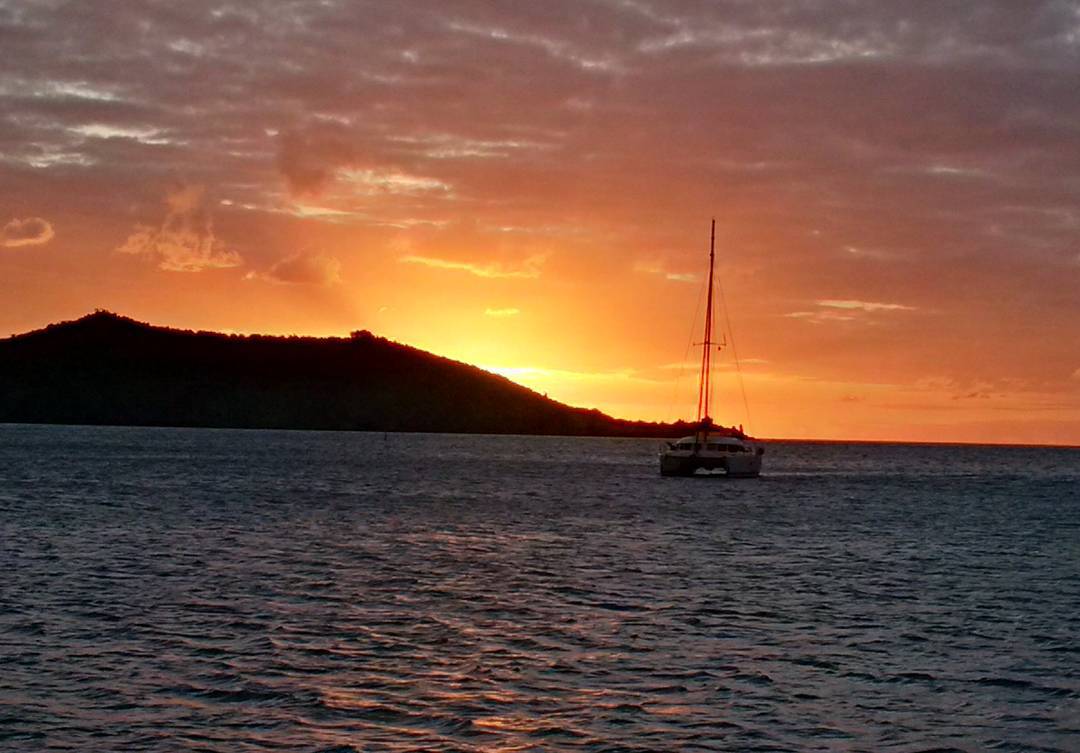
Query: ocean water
1,425,1078,752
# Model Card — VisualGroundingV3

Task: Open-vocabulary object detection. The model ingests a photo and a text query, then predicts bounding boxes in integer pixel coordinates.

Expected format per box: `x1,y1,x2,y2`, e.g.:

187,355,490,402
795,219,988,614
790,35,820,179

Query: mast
696,219,716,423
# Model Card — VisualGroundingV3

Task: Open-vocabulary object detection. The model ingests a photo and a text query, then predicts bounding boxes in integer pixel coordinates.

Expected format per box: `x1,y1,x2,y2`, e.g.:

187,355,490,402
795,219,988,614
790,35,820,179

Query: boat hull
659,450,762,478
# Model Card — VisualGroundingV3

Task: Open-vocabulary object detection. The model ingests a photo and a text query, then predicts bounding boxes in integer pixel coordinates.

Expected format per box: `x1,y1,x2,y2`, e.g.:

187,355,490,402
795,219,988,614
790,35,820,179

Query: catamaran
660,220,764,477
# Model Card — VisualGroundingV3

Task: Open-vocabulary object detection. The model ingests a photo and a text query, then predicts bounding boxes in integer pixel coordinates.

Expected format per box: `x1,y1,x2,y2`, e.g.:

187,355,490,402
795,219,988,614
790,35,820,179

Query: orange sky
2,2,1079,444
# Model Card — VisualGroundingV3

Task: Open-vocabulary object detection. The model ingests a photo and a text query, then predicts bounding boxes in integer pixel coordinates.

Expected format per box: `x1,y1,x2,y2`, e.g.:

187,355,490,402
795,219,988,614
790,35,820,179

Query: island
0,311,690,437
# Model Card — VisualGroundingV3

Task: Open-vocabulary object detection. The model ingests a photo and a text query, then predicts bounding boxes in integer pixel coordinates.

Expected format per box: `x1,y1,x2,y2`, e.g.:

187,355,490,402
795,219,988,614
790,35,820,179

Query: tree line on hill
0,311,693,437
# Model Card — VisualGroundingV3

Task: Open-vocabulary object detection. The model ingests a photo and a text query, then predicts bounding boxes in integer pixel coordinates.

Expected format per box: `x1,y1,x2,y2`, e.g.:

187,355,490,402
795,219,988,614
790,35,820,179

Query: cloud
2,217,54,248
116,186,242,272
251,252,342,286
633,260,699,283
400,254,545,279
276,128,453,202
484,307,520,317
816,299,916,312
277,129,359,196
788,298,917,323
785,310,857,324
339,169,450,195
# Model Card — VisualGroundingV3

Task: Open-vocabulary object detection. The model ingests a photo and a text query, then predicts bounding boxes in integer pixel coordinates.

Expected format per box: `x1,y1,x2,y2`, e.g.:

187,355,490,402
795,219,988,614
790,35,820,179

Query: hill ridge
0,311,686,437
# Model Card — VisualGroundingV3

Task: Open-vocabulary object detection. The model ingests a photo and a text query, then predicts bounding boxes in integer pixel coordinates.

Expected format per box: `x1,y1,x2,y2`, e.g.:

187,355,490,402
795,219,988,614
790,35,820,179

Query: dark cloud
1,216,54,247
253,251,341,286
277,128,362,195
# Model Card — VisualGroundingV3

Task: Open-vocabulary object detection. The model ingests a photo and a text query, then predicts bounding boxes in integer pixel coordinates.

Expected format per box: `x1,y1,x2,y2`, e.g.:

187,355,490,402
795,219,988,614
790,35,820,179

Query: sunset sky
2,1,1079,444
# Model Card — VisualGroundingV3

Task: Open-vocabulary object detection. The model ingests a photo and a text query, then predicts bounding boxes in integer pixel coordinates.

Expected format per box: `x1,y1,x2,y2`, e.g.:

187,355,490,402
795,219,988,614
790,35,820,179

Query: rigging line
665,264,707,424
715,257,753,434
709,291,717,420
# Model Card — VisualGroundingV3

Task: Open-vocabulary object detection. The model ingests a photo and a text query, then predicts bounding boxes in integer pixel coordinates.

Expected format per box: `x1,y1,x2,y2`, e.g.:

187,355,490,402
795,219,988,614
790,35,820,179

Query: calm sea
1,425,1078,752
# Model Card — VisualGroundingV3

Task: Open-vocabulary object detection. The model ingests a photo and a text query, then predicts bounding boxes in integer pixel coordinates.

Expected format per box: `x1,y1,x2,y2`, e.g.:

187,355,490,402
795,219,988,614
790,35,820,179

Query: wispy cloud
785,310,857,324
816,299,916,312
339,168,451,195
633,260,698,283
70,124,171,145
484,307,520,317
2,217,54,248
400,254,545,279
390,133,552,160
276,129,452,198
787,299,917,323
116,185,241,272
446,20,622,73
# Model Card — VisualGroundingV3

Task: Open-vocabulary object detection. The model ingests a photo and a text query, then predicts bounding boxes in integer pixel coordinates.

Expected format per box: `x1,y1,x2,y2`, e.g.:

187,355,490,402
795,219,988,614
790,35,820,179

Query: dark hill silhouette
0,311,691,436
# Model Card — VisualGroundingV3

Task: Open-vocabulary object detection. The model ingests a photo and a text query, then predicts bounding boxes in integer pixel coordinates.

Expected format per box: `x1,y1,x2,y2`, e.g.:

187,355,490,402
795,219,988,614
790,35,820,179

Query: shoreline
3,421,1078,450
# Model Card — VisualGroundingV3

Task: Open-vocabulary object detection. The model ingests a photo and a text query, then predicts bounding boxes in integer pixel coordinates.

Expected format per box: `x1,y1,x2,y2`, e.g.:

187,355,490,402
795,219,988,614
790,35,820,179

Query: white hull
659,434,763,477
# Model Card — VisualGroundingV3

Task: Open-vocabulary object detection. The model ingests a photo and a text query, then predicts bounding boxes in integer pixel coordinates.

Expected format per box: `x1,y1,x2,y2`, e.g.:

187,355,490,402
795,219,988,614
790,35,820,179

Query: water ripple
1,426,1078,751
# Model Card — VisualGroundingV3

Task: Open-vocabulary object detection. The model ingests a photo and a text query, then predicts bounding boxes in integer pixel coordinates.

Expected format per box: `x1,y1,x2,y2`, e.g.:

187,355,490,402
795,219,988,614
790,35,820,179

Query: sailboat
659,220,764,477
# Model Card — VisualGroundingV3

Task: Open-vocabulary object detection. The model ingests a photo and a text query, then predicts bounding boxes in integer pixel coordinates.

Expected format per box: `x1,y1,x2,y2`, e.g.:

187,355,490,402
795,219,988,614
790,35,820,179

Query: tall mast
696,219,716,423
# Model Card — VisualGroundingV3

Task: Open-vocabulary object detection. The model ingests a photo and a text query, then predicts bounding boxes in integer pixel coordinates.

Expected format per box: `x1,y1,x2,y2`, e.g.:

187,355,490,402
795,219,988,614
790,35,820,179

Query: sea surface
1,425,1078,752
